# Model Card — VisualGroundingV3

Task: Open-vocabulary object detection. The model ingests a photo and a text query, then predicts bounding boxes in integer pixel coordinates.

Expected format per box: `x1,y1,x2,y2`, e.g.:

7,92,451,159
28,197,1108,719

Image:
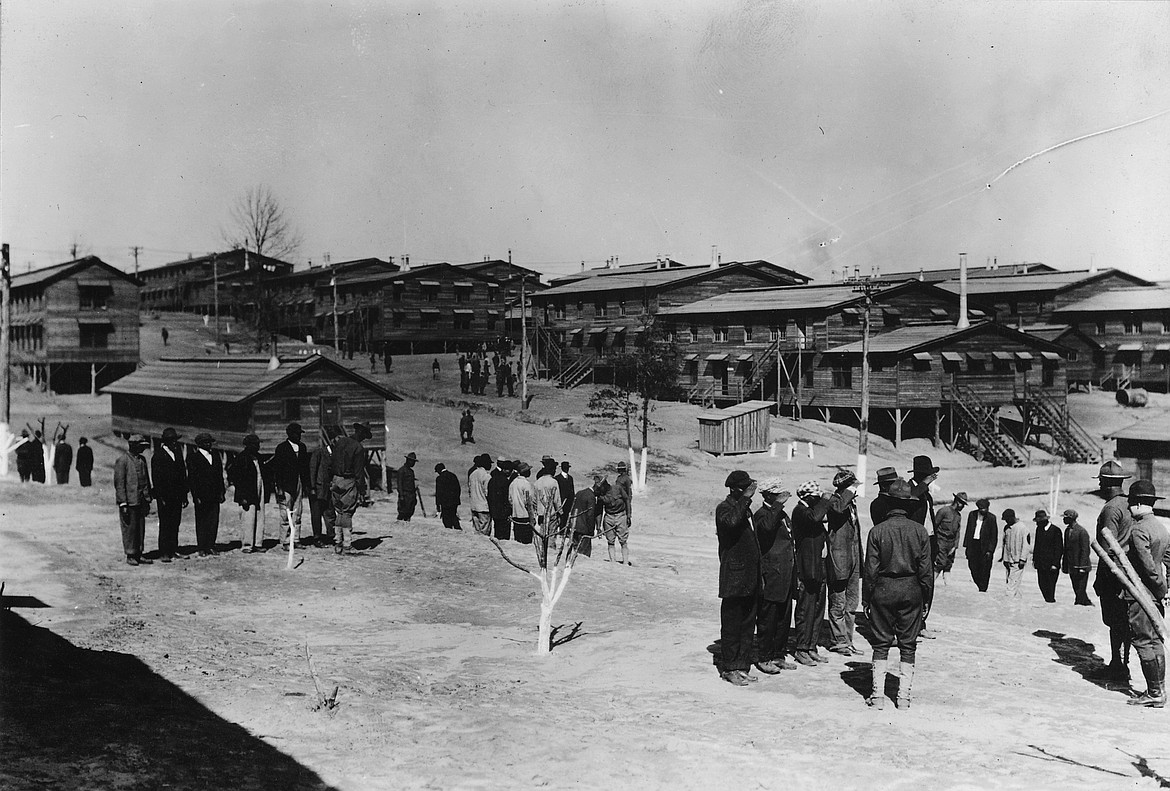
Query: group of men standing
456,351,516,398
15,430,94,486
112,420,375,564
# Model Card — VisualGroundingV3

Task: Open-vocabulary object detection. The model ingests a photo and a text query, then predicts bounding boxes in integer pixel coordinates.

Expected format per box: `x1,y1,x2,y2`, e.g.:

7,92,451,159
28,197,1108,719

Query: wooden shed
102,354,401,465
1107,417,1170,506
698,400,773,456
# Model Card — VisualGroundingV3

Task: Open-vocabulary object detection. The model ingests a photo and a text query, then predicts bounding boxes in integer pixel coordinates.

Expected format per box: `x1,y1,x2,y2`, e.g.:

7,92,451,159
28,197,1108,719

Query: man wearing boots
907,455,939,638
1091,461,1135,682
1032,509,1064,603
826,470,865,657
754,478,796,674
716,470,760,686
330,422,371,553
1061,509,1094,606
933,492,968,583
792,480,831,667
1124,480,1169,708
963,498,998,592
863,480,933,710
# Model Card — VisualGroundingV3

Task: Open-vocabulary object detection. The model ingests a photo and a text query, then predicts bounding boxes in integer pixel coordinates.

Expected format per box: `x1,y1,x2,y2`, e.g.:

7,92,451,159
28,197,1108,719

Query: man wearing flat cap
1091,460,1136,680
863,480,934,710
330,422,371,552
1032,509,1064,603
114,434,154,566
716,470,760,686
963,498,998,592
792,480,832,666
933,492,968,584
1060,509,1093,606
754,478,796,674
228,434,269,553
826,470,864,656
152,427,189,563
187,433,225,557
1123,479,1169,707
397,451,420,522
271,422,312,550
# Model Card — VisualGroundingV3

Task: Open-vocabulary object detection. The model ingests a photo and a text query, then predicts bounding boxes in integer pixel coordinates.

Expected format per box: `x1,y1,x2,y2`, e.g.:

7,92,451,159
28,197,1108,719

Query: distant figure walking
460,410,475,444
397,452,420,522
76,437,94,487
161,326,169,346
432,358,440,380
962,498,998,592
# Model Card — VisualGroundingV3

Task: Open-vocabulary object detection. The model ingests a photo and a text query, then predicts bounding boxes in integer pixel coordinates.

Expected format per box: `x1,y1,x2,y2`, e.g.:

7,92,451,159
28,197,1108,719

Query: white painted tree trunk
45,443,56,485
0,424,26,478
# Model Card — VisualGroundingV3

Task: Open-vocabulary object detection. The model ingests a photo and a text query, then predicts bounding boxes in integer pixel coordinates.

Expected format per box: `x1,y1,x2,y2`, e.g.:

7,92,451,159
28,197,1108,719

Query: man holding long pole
1122,479,1169,707
1090,461,1136,682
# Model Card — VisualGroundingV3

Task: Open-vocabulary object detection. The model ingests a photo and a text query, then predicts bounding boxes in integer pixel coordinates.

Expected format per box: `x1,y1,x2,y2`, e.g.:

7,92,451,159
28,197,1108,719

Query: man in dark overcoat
962,498,998,592
434,463,462,530
933,492,968,582
1060,508,1093,606
397,452,419,522
826,470,864,656
792,479,831,666
151,427,189,562
186,432,225,556
76,437,94,487
715,469,760,686
309,439,336,546
863,480,933,710
488,460,513,540
753,478,795,674
270,422,312,549
53,435,73,484
1032,509,1064,603
869,466,901,527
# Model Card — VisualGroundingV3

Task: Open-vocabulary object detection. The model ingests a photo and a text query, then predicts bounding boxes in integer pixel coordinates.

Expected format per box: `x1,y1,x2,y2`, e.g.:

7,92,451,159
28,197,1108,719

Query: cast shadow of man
0,608,337,790
1033,629,1132,694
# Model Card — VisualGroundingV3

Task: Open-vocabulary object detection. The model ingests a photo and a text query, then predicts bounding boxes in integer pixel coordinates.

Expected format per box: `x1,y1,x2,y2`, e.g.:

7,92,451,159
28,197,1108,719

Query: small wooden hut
102,354,401,467
698,400,773,456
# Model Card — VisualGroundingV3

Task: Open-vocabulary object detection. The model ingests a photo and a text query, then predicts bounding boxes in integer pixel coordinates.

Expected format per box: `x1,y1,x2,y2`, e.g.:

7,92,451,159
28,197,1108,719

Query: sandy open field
3,334,1170,790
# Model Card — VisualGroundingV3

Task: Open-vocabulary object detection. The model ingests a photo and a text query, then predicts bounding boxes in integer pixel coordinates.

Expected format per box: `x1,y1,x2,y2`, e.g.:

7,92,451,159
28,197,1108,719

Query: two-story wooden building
656,279,996,405
266,258,399,343
1051,286,1170,391
10,256,141,394
139,249,294,314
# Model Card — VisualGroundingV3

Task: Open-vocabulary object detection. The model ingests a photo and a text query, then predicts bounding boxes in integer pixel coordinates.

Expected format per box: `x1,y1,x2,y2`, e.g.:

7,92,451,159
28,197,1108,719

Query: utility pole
331,275,340,351
130,246,141,280
2,243,10,425
795,325,804,421
213,254,220,345
520,273,529,409
847,268,881,497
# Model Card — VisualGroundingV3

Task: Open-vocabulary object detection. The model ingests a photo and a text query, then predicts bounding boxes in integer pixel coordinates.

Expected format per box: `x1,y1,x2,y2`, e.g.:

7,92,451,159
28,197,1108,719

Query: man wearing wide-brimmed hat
187,433,225,557
330,422,372,552
397,451,420,522
826,470,865,657
228,434,269,553
1091,460,1136,681
908,455,940,638
1123,479,1169,707
716,469,760,686
1032,509,1064,603
933,492,969,584
114,434,154,566
869,466,902,527
488,460,513,540
862,480,934,710
152,427,189,563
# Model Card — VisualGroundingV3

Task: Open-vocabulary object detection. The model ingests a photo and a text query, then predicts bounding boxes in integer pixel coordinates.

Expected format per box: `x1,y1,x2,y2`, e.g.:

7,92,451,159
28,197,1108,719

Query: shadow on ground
0,609,335,790
1033,628,1133,695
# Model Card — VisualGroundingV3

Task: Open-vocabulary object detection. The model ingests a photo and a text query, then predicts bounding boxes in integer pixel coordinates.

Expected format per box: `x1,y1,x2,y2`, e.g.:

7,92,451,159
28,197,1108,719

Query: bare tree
222,185,303,259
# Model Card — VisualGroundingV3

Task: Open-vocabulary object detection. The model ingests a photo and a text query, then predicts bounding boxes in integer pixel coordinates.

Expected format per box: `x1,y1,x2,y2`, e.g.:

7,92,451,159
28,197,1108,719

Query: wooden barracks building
9,256,141,394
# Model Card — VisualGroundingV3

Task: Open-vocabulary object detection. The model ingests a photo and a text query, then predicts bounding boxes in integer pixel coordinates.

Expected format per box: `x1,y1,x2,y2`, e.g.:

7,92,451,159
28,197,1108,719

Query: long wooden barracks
9,256,141,394
103,354,401,466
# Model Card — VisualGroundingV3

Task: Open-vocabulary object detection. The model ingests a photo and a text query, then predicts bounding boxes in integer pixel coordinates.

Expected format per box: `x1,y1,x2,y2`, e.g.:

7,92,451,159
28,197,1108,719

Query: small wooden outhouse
698,400,773,456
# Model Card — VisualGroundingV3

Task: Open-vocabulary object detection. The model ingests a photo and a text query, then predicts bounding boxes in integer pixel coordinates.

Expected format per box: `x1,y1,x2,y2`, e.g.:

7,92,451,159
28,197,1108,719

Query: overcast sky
3,0,1169,282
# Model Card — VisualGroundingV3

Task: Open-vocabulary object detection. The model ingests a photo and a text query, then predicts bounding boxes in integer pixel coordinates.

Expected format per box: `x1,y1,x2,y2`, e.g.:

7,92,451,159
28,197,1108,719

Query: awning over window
1040,351,1062,361
419,280,441,287
968,309,986,318
683,353,699,361
420,308,441,314
967,351,987,361
1015,351,1034,360
453,281,474,287
1118,342,1144,352
76,279,113,288
567,328,582,336
941,352,963,363
706,353,729,361
737,353,755,362
882,308,902,316
992,351,1014,360
841,307,860,316
611,327,628,336
453,309,474,314
930,308,949,318
912,352,933,362
587,327,607,335
487,309,501,316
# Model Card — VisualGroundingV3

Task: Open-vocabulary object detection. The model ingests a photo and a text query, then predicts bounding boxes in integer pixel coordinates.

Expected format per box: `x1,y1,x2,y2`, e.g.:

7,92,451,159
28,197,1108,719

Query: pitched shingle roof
11,256,140,289
1054,287,1170,313
934,269,1151,296
826,321,1067,355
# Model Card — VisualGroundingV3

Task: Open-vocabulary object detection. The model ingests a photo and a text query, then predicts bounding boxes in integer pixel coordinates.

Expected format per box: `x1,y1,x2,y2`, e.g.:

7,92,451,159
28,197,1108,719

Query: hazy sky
3,0,1169,282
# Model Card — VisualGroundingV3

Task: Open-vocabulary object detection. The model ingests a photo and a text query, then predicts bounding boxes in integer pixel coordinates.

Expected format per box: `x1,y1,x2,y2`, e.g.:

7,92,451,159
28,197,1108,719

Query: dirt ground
3,338,1170,789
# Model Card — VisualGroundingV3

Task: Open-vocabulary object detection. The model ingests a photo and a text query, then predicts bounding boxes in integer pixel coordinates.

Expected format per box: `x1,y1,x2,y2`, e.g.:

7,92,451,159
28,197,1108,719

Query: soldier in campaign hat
1124,479,1169,707
932,492,968,583
397,451,420,522
1091,461,1136,681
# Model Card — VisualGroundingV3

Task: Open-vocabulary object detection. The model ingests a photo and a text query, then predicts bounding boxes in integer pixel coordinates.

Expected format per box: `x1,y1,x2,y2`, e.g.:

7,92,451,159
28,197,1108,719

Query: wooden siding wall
375,272,506,352
249,368,388,450
698,406,771,455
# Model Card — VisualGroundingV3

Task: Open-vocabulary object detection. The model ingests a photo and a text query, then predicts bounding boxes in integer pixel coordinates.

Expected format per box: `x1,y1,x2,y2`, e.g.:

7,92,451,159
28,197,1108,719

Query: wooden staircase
737,338,781,402
535,326,564,380
944,384,1030,468
558,355,596,389
686,382,717,409
1021,390,1103,464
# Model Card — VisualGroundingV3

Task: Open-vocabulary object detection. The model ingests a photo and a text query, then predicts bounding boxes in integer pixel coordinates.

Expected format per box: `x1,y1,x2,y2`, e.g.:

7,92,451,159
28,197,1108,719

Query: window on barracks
1095,321,1106,335
79,286,109,310
687,325,697,343
420,313,438,330
391,284,404,302
1124,320,1143,335
619,301,627,317
392,312,405,328
1042,364,1056,387
843,309,860,327
596,300,608,317
455,286,471,304
487,285,499,304
455,314,472,330
831,362,853,389
79,324,111,349
882,309,901,328
713,326,728,343
487,314,497,330
744,326,754,342
554,300,565,319
422,285,439,303
283,399,301,420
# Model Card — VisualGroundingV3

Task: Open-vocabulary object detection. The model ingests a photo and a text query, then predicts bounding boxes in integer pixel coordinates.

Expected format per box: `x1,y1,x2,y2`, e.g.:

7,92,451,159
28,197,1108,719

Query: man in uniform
330,422,370,553
186,432,225,557
1091,460,1135,681
434,463,463,530
115,434,154,565
826,470,864,656
76,437,94,487
933,492,968,583
1061,509,1093,606
1032,509,1064,603
863,480,934,710
53,434,73,485
963,498,998,592
792,480,831,666
397,451,420,522
271,422,312,549
716,470,760,686
754,478,796,674
151,427,189,562
1123,480,1169,707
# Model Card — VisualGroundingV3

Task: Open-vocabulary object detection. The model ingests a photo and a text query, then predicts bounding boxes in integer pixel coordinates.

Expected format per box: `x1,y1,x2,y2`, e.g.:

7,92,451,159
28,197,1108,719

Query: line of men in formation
15,429,95,486
112,421,372,565
716,455,1170,710
392,450,636,564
